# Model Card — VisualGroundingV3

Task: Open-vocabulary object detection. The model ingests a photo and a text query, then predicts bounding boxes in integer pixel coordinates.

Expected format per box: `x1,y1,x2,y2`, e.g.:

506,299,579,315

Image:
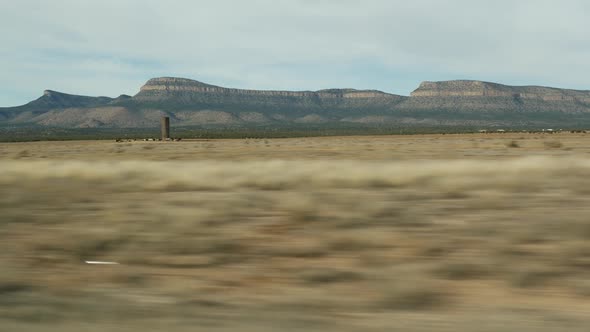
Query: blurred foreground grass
1,135,590,331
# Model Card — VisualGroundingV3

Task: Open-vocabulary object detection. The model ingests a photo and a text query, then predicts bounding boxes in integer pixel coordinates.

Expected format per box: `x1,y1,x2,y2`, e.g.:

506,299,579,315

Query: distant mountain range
2,77,590,128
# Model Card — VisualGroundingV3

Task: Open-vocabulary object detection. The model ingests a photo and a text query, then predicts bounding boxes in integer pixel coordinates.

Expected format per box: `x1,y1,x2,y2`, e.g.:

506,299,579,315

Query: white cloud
1,0,589,105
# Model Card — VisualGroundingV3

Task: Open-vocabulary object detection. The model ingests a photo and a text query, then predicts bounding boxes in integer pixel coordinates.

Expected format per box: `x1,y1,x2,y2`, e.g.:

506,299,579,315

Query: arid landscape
2,133,590,331
4,1,590,330
4,77,590,129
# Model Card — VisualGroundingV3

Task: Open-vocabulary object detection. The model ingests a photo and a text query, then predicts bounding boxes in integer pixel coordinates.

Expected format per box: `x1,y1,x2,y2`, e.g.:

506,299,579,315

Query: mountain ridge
411,80,590,101
2,77,590,128
137,77,400,96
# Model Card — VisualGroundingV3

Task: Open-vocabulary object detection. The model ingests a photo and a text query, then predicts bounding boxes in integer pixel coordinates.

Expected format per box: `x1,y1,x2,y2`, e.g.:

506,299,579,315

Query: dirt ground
1,133,590,331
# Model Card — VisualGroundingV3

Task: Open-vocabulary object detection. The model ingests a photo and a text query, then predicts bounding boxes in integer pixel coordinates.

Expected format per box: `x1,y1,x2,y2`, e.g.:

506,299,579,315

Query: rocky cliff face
138,77,399,99
412,80,590,103
401,80,590,114
134,77,406,111
2,77,590,128
138,77,220,93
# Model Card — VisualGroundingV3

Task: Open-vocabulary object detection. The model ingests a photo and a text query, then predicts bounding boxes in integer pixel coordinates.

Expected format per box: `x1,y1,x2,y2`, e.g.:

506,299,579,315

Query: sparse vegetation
544,140,563,149
2,134,590,331
507,140,520,148
377,277,448,311
300,269,364,284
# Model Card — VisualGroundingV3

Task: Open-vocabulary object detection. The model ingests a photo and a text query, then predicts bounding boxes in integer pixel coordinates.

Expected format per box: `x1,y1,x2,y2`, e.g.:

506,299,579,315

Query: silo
161,117,170,140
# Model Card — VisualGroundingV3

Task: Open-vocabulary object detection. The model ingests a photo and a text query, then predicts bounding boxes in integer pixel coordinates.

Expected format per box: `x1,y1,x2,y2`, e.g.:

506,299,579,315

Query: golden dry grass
1,133,590,331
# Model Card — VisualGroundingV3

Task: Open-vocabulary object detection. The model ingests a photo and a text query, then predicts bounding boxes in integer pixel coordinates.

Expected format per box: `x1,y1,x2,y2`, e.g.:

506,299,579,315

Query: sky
1,0,590,106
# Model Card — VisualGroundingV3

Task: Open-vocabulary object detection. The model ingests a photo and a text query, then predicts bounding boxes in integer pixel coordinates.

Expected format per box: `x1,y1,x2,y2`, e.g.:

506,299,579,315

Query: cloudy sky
1,0,589,106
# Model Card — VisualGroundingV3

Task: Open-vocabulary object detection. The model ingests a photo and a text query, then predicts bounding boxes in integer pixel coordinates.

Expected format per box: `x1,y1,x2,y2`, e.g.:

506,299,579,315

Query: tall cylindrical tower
161,116,170,140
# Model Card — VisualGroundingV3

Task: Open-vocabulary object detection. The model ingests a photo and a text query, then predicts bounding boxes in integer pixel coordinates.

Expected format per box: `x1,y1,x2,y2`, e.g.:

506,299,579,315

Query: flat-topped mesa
140,77,220,91
411,80,590,102
411,81,514,97
5,76,590,128
136,77,402,100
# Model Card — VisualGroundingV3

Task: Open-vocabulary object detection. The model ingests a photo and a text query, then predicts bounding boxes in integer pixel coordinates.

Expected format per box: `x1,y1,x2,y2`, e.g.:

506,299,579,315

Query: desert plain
2,133,590,331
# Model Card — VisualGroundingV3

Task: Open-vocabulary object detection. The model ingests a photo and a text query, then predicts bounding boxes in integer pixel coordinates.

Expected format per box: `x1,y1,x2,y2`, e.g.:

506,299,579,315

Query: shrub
507,140,520,148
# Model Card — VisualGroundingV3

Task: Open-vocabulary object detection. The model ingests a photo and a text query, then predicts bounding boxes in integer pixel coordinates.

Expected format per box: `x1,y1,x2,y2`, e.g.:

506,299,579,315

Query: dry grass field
2,133,590,331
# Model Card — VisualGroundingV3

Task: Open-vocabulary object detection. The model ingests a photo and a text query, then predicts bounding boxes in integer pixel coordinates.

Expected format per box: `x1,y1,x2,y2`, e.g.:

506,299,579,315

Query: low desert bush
300,268,364,285
376,278,448,311
433,262,492,280
544,140,563,149
507,140,520,148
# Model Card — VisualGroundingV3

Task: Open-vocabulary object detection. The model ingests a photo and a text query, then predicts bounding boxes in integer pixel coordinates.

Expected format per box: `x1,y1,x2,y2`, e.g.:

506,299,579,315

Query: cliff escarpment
137,77,401,100
399,80,590,114
2,77,590,128
133,77,406,116
411,80,590,102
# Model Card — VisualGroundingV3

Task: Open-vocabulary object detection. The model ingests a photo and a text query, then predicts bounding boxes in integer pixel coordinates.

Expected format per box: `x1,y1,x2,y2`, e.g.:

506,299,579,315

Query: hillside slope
1,78,590,128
